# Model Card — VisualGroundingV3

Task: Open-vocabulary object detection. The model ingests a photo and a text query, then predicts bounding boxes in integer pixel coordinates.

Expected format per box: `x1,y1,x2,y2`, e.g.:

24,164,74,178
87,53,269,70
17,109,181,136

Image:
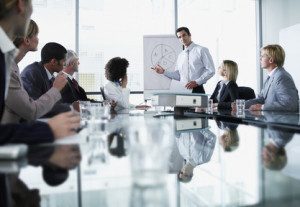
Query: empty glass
79,101,91,126
126,119,174,187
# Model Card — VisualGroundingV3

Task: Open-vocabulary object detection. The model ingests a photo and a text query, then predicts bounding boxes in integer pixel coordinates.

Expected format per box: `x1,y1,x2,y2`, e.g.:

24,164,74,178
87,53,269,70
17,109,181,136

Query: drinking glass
236,99,245,112
126,119,174,187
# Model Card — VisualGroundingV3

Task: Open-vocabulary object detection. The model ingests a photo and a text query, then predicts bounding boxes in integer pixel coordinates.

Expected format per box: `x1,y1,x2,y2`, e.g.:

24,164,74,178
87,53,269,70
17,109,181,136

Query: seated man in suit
21,42,72,117
1,20,68,124
0,0,80,145
232,44,299,112
61,50,89,103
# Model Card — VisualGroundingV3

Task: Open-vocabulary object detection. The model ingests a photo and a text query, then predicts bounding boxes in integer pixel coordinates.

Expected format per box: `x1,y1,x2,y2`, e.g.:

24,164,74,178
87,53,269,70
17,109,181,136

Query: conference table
1,107,300,207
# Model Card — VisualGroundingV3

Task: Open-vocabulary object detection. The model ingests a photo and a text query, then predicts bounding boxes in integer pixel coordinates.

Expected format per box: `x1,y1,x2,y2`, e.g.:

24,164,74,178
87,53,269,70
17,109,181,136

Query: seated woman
210,60,239,109
104,57,149,111
1,20,67,124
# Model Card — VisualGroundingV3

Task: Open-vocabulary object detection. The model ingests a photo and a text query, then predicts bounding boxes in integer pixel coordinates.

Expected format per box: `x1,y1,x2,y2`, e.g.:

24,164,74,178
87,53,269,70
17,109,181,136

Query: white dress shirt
104,81,134,110
175,130,216,167
164,42,215,85
0,26,19,98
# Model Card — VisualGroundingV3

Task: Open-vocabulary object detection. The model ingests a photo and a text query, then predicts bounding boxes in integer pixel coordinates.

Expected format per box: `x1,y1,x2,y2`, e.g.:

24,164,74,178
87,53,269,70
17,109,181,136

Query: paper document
169,80,192,93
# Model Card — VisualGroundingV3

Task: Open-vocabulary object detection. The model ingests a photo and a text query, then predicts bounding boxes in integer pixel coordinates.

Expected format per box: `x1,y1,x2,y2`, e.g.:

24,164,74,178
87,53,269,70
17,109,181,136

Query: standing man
236,44,299,112
152,27,215,93
21,42,71,117
61,49,89,103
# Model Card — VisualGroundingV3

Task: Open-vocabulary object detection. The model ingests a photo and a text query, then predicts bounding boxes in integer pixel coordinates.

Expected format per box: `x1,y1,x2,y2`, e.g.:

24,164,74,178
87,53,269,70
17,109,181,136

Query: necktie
49,77,55,88
72,78,80,92
263,76,270,96
181,50,189,83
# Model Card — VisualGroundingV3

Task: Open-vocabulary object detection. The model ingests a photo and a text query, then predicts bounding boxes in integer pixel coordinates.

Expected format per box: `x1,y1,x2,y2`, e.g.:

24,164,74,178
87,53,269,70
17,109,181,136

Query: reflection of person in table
216,121,239,152
151,27,215,93
263,127,294,170
175,130,216,182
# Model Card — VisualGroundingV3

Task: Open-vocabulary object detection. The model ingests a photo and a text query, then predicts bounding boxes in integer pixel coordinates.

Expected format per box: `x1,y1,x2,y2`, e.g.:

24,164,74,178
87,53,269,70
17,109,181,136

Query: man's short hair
176,27,191,37
41,42,67,64
261,44,285,67
65,50,78,66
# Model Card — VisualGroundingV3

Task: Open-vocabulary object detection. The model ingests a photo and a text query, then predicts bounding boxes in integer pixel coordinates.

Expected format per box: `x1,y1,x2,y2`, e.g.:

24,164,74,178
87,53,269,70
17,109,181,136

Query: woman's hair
0,0,29,20
105,57,129,82
222,129,239,152
13,19,39,48
223,60,238,82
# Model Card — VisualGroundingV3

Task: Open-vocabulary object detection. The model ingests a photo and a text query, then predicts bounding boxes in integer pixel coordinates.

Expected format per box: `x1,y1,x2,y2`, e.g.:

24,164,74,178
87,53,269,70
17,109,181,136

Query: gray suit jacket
1,62,62,124
21,62,70,117
245,67,299,112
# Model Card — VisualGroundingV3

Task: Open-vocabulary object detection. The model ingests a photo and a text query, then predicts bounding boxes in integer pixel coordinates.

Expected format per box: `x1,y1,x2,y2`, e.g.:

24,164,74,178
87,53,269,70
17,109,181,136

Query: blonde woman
1,20,67,124
210,60,239,109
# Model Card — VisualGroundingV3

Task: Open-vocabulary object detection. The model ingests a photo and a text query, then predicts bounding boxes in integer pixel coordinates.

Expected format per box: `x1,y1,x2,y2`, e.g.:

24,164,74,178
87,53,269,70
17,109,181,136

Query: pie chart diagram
151,44,177,69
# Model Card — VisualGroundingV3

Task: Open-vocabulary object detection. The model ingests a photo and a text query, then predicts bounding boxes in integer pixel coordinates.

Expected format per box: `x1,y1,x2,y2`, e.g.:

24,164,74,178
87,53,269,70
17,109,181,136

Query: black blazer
210,80,239,109
61,77,88,104
0,51,53,145
21,62,70,117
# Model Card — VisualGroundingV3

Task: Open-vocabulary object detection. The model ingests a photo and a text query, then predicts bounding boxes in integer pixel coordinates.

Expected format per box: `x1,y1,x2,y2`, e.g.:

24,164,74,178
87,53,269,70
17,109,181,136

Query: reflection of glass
130,184,169,207
87,138,109,166
126,120,173,186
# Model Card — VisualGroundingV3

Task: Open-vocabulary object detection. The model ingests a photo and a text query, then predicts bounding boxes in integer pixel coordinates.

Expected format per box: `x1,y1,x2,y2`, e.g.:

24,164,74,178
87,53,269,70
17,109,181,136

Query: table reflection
175,128,216,183
216,121,240,152
263,127,294,171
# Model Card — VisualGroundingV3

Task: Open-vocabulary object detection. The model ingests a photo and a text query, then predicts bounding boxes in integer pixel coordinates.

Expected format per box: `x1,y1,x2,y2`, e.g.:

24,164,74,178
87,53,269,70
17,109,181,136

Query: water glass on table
206,99,213,113
79,101,91,126
235,99,245,111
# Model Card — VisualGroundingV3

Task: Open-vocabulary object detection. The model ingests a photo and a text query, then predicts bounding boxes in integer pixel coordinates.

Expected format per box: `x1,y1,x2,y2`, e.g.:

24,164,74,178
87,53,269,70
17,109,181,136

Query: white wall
261,0,300,87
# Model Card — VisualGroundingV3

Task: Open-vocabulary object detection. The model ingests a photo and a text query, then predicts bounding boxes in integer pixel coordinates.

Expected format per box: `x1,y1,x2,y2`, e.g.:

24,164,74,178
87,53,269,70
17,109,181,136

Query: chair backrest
238,86,256,100
100,87,106,100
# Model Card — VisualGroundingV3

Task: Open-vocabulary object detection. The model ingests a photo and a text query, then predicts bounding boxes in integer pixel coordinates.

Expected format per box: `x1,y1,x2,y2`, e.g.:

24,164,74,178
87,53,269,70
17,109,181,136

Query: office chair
100,87,106,101
238,86,256,100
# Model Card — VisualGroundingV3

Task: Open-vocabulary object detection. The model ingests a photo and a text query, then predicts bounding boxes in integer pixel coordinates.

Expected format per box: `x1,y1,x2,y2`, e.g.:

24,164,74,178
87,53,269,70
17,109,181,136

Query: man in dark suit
0,0,80,145
62,50,89,103
21,42,71,117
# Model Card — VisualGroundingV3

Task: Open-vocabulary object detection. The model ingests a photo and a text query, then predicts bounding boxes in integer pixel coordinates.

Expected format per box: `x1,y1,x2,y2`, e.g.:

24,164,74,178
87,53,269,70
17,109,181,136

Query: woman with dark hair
104,57,150,110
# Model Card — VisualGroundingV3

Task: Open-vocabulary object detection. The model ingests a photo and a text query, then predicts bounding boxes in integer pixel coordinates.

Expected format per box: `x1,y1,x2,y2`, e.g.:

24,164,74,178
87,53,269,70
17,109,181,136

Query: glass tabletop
1,110,300,207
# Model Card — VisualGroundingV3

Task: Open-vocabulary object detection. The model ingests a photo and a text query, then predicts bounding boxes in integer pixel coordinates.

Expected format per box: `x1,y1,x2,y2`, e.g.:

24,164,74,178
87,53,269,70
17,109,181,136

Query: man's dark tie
49,77,55,88
72,78,80,92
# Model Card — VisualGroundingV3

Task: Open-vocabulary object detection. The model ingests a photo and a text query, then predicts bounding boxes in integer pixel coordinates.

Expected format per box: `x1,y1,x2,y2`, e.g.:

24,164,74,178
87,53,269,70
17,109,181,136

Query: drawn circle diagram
151,44,177,69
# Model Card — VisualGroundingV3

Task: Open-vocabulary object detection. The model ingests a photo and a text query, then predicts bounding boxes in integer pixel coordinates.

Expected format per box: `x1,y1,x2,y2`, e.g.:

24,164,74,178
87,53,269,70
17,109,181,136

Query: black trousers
192,84,205,94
